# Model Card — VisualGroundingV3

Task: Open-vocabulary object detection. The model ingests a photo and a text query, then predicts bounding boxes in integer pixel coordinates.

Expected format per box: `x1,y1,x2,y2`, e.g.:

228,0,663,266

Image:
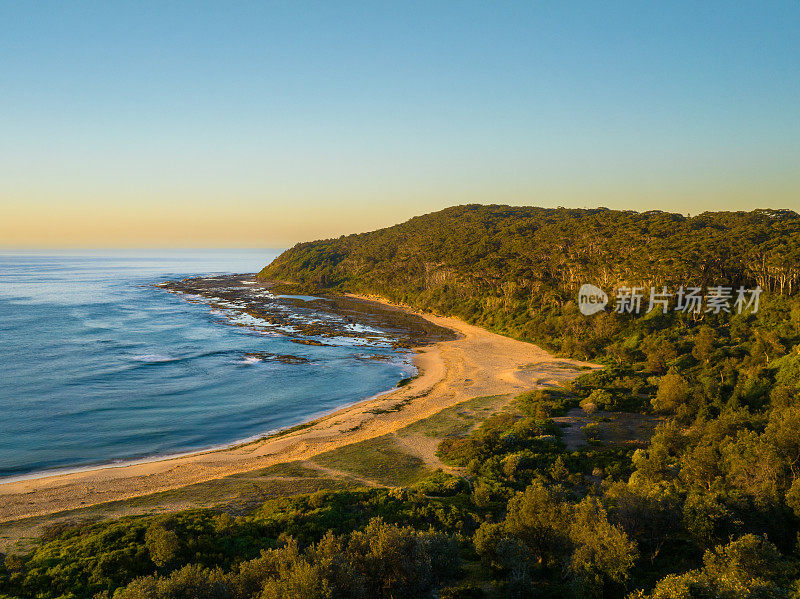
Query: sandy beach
0,298,596,523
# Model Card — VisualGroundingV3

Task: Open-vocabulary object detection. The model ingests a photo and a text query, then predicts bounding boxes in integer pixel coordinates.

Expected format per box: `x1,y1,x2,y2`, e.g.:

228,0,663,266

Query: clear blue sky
1,1,798,246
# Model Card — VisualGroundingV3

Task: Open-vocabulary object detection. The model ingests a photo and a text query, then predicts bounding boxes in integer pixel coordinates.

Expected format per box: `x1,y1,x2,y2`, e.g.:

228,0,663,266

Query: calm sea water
0,250,411,479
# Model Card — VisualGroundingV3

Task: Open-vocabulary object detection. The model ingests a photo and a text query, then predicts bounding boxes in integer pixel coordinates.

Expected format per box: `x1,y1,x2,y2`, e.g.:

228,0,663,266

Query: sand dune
0,301,596,523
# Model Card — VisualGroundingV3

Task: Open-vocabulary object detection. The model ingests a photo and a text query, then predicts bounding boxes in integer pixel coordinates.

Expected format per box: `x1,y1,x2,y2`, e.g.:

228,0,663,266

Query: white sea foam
132,353,174,363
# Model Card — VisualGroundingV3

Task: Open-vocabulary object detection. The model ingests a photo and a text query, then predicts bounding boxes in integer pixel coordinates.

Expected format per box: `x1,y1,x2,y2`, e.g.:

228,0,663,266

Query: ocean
0,250,412,479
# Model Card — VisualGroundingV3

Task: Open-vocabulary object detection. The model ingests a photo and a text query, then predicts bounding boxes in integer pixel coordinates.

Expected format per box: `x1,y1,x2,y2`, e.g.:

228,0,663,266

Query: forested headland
261,204,800,356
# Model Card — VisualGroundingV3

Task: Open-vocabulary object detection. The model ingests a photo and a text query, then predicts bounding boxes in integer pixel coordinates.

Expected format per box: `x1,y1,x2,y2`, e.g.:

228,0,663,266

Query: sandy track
0,303,596,523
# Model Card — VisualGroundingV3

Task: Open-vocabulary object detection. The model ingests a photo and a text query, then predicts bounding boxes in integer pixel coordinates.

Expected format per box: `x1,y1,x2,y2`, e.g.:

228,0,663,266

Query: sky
1,1,798,248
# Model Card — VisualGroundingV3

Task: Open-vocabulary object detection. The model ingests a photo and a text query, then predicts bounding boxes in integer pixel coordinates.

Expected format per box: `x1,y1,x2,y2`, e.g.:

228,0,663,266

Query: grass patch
398,395,510,439
255,461,323,478
105,472,357,514
311,434,429,486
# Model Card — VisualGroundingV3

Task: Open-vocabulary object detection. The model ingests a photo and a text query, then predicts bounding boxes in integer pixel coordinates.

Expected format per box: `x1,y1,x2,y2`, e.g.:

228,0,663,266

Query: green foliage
651,369,689,414
475,484,637,597
585,389,613,411
515,388,578,418
437,411,562,478
1,491,474,599
412,471,469,497
144,525,180,568
114,519,460,599
637,535,794,598
568,497,638,593
2,511,269,599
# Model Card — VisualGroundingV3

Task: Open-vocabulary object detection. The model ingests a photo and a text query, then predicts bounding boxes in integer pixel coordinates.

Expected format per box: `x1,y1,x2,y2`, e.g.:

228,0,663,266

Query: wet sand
0,296,596,523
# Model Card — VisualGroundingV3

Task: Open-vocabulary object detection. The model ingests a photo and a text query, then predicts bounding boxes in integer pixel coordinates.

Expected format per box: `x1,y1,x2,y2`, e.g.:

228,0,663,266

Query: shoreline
0,276,432,486
0,297,597,523
0,361,417,487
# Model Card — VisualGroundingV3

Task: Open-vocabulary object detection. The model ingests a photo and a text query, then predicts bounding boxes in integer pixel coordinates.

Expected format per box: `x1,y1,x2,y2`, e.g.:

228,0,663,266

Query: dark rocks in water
290,338,330,347
158,274,456,347
243,352,309,364
353,353,393,362
273,354,308,364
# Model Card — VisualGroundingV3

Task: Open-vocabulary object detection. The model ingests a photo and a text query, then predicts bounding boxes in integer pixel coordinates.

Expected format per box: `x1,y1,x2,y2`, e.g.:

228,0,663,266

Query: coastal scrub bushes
114,518,460,599
514,388,578,418
437,411,562,470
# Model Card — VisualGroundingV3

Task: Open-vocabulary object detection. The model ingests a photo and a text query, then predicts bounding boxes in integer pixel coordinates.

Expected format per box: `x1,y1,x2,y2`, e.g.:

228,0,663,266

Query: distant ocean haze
0,250,413,479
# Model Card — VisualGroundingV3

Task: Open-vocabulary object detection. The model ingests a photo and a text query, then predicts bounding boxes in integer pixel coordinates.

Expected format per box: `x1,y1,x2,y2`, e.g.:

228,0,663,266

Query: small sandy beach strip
0,298,596,523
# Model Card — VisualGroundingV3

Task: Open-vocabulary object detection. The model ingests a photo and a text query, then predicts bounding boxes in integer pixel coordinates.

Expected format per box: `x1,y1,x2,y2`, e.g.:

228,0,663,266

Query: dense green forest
5,205,800,598
260,205,800,355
